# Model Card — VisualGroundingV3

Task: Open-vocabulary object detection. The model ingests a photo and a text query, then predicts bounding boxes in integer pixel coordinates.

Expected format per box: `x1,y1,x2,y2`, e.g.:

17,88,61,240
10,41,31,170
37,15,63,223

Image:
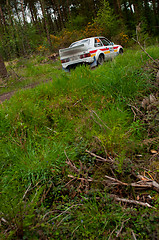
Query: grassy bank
0,47,159,239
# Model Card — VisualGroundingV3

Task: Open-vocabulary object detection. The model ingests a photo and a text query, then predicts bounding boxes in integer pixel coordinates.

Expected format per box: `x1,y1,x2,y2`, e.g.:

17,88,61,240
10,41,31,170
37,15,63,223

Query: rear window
70,39,90,47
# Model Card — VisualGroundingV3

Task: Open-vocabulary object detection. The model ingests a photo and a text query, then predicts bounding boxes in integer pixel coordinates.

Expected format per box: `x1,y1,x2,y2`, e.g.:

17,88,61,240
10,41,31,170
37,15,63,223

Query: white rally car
59,36,123,71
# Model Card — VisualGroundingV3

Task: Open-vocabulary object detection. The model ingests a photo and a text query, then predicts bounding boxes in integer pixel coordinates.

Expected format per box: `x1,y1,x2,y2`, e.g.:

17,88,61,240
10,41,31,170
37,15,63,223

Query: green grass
0,46,159,239
1,54,62,94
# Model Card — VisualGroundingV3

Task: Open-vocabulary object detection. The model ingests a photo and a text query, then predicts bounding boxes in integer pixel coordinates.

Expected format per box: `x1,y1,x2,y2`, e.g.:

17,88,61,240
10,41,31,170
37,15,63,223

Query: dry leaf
150,149,158,154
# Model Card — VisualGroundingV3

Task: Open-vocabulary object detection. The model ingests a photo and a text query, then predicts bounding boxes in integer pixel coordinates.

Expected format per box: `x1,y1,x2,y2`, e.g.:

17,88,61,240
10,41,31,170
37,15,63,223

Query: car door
99,37,115,59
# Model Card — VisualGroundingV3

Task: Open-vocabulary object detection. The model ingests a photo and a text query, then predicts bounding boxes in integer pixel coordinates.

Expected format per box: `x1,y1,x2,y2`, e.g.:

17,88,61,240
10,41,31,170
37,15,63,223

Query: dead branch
64,150,79,174
128,104,144,116
105,174,159,192
143,137,159,145
48,204,83,222
116,218,130,237
22,183,32,200
105,175,128,186
111,194,154,208
90,110,111,130
86,149,114,163
68,174,94,182
131,106,137,121
135,174,159,192
132,37,158,65
131,230,137,240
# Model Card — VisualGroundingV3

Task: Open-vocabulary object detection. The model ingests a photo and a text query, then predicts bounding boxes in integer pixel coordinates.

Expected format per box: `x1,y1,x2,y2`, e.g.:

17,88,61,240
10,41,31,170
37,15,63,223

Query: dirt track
0,79,51,102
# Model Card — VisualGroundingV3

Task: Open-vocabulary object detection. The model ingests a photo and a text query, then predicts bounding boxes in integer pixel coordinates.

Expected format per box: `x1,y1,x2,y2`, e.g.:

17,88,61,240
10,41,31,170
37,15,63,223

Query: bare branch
64,150,79,174
86,149,114,163
132,37,158,65
116,218,130,237
111,194,154,208
48,204,83,222
22,183,32,200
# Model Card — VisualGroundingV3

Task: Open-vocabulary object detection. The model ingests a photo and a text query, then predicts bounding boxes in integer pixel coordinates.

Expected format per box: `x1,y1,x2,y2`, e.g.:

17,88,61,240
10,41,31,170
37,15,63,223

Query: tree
95,0,120,38
40,0,52,50
0,54,7,78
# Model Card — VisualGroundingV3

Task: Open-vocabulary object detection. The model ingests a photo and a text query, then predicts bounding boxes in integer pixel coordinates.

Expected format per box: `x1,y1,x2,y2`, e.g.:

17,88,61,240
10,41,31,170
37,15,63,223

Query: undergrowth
0,47,159,239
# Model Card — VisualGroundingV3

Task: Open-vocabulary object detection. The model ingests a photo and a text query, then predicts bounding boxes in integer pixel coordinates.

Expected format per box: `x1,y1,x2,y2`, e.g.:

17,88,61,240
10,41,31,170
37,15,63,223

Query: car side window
94,38,103,47
99,38,110,46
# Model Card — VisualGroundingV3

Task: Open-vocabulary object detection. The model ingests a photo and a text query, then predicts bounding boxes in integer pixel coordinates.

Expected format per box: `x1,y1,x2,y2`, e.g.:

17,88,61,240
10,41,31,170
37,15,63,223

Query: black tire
119,48,123,54
97,54,104,65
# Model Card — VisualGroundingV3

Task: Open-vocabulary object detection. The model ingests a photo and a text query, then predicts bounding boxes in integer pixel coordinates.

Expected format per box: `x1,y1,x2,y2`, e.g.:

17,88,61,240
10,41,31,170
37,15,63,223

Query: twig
91,110,111,130
105,175,128,186
116,218,130,237
68,174,94,182
111,194,154,208
105,174,159,192
132,38,158,65
64,178,76,187
48,204,83,222
131,230,137,240
128,104,144,116
64,150,79,174
43,211,56,220
86,149,114,163
57,215,69,227
22,183,32,200
73,98,82,106
108,227,117,240
93,136,108,158
131,106,137,121
135,174,159,192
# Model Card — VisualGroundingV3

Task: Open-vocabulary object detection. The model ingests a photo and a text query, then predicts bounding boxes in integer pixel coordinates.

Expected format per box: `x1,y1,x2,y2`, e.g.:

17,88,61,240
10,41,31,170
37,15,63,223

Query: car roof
72,36,109,43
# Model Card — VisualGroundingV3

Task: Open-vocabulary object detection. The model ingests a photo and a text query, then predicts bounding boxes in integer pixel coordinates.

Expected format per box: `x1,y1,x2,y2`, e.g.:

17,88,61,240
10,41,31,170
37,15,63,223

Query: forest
0,1,159,240
0,0,159,60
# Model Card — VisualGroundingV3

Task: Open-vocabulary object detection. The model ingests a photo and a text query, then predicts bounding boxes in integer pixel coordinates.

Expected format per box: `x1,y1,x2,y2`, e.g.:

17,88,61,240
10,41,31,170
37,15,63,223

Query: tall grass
0,46,159,239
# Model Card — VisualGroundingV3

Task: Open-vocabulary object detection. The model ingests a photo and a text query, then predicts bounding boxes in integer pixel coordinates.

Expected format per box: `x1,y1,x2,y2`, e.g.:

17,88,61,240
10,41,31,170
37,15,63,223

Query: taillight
61,58,70,63
80,53,91,59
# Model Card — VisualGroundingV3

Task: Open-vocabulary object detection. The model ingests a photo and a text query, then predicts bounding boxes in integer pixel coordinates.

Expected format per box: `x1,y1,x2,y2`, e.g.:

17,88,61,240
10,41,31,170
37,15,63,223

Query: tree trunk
0,5,6,26
0,54,7,78
128,0,134,16
116,0,122,17
40,0,52,50
20,0,26,26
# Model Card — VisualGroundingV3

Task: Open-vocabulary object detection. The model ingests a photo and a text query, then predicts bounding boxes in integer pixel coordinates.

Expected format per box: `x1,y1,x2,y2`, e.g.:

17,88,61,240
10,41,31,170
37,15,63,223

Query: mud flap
90,56,97,68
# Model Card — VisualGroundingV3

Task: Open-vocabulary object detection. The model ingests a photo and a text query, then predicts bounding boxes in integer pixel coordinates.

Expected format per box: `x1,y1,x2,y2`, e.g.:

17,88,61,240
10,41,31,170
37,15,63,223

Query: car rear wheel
97,54,104,65
119,48,123,54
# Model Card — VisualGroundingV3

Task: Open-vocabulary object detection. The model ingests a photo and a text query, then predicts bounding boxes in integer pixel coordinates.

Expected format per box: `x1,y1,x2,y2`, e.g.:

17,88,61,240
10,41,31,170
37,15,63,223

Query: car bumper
61,57,94,69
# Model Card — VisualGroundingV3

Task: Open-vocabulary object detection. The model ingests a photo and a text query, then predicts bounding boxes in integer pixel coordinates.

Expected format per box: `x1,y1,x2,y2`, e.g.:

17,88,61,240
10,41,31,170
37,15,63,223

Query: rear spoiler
59,44,88,58
59,44,85,53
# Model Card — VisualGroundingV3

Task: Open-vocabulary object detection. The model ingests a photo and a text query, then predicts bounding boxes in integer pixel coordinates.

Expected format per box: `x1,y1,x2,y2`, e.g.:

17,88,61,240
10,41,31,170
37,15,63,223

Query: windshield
99,38,111,46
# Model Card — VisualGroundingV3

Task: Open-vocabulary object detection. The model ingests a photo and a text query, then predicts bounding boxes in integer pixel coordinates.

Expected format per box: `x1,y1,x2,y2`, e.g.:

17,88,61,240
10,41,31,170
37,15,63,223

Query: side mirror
111,42,114,46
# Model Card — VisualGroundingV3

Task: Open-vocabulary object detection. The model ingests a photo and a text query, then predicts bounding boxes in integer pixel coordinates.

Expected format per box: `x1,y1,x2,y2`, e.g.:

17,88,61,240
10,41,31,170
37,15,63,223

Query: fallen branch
136,174,159,192
131,230,137,240
64,150,79,174
90,110,111,130
68,174,94,182
105,175,127,186
132,37,158,65
48,204,83,222
22,183,32,200
111,194,154,208
116,218,130,237
86,149,114,163
105,174,159,192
